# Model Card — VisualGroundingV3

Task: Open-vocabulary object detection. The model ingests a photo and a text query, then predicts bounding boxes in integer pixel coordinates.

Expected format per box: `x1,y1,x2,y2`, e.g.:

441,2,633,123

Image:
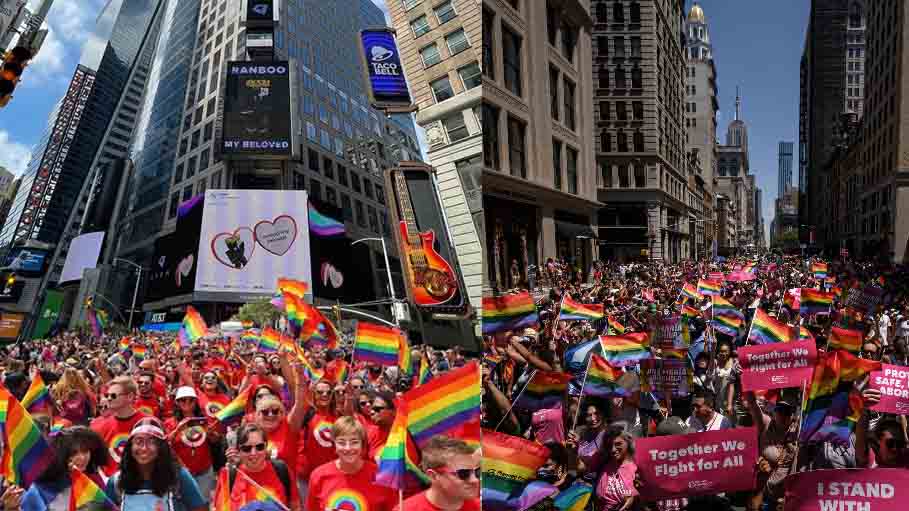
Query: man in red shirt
394,436,480,511
366,391,396,462
90,375,149,476
134,371,162,418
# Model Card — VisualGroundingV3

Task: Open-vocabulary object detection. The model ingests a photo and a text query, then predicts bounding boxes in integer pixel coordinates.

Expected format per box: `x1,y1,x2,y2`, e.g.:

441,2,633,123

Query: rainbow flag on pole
810,262,828,278
404,361,480,448
711,295,744,336
515,370,573,410
21,373,51,414
69,469,118,511
374,399,429,491
800,288,834,315
599,332,651,366
277,277,309,298
559,295,604,321
257,327,282,353
748,308,793,344
697,279,723,296
681,305,700,318
801,349,880,445
180,305,208,344
681,282,702,300
482,292,540,335
829,327,863,353
0,387,55,487
607,316,625,334
553,482,593,511
214,387,252,426
582,354,627,397
354,322,404,367
482,430,551,511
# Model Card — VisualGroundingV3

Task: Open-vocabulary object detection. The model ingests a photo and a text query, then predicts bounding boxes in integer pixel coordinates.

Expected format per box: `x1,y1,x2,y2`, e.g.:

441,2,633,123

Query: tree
232,298,280,328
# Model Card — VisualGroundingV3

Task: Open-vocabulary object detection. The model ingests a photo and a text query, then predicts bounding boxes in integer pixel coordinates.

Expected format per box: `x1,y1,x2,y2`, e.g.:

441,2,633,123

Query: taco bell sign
358,28,413,110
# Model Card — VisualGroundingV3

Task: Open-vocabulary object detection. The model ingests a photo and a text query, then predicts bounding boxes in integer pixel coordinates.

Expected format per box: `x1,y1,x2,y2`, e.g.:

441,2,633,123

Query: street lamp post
351,237,400,326
113,257,143,329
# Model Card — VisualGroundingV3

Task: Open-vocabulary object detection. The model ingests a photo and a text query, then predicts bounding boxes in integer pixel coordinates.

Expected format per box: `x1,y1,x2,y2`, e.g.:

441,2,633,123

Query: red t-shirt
307,460,396,511
199,390,231,417
134,395,161,418
299,411,339,479
90,411,149,476
392,491,481,511
366,423,390,463
164,417,213,475
262,418,299,476
227,462,299,509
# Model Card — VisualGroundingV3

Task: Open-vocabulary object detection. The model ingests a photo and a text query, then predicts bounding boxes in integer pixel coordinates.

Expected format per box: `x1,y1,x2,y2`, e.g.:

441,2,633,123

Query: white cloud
24,25,65,84
0,130,33,176
371,0,392,25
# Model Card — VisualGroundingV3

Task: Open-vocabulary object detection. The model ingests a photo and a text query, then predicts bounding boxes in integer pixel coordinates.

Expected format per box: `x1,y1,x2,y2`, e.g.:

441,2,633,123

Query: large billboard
31,290,63,339
195,190,311,301
5,247,48,274
0,312,23,342
244,0,275,25
146,194,205,302
221,61,295,159
307,199,376,303
358,28,414,111
59,231,105,283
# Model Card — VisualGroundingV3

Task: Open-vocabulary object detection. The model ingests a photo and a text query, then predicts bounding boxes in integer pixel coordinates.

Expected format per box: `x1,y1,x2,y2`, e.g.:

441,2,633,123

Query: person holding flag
21,426,109,511
214,423,299,511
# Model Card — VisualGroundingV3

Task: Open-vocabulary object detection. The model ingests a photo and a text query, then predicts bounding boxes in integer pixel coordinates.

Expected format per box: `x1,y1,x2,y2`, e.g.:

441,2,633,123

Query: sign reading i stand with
358,28,414,112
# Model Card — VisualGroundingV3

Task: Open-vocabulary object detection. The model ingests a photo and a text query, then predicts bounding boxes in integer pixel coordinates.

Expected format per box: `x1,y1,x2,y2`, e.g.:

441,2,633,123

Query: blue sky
692,0,811,244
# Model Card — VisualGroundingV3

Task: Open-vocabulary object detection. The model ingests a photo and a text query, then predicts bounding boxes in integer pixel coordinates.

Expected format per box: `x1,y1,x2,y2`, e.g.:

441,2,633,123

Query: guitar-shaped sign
393,171,457,306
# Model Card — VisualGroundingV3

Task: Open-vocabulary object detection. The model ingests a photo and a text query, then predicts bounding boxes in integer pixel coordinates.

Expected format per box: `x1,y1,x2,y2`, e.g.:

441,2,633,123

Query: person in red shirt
198,371,231,417
134,371,162,418
366,391,396,462
307,416,396,511
215,423,300,511
394,436,480,511
165,386,217,497
298,380,338,484
89,375,149,476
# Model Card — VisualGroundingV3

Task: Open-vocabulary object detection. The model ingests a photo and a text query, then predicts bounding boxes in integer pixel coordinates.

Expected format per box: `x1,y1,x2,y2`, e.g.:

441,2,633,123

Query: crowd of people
0,321,481,511
482,254,909,511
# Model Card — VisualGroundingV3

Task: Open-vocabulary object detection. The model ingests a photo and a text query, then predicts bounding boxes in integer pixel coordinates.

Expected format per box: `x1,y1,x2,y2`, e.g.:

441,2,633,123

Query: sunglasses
105,393,121,400
315,389,332,396
371,405,388,412
240,442,267,453
203,376,217,381
358,401,370,407
258,408,282,417
438,467,481,481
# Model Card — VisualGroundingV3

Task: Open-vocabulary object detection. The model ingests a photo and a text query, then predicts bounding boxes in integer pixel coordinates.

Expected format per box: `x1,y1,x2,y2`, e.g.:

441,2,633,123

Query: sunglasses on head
438,467,481,481
240,442,267,453
258,407,282,417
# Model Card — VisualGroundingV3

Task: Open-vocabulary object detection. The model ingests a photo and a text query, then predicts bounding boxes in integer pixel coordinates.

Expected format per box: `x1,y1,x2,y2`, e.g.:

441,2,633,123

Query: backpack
228,459,292,503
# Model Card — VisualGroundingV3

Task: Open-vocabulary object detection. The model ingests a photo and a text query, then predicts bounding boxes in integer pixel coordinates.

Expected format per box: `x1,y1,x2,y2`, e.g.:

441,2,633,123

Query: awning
555,221,596,239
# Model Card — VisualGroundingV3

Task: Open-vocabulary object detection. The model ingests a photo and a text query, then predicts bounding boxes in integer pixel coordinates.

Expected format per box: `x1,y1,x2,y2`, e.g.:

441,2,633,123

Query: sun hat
175,386,198,400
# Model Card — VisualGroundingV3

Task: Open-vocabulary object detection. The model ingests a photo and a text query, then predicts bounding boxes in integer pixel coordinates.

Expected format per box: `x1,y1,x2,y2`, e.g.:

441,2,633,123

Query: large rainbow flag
374,399,430,491
599,332,651,366
810,262,828,278
0,387,55,487
748,308,793,344
829,327,863,353
681,282,702,300
558,295,604,321
711,295,744,336
800,349,880,445
697,279,723,296
404,361,480,448
800,288,834,315
180,305,208,345
482,430,551,511
21,373,51,414
354,322,404,367
482,292,539,335
515,370,573,410
582,354,627,397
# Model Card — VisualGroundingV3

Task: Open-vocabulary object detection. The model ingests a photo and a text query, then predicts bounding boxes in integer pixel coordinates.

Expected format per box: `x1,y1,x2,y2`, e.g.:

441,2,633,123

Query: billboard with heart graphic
194,190,311,301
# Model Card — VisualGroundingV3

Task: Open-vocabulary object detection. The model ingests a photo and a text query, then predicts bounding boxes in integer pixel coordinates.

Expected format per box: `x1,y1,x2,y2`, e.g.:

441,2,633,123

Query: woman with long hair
164,386,217,499
51,368,96,426
595,428,638,511
105,418,207,511
566,401,609,484
22,426,109,511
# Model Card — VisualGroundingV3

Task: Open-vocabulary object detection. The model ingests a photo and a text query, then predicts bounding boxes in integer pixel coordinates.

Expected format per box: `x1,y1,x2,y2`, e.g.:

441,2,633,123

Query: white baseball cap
175,386,198,400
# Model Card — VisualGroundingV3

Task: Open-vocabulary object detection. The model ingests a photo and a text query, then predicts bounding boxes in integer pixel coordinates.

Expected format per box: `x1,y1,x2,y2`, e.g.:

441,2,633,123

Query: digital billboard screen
358,29,412,109
146,195,205,302
59,231,105,283
5,248,47,273
245,0,274,24
222,61,293,159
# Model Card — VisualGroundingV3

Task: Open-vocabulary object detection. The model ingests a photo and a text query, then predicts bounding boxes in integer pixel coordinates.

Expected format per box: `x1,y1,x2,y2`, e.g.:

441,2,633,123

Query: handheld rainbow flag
404,361,481,448
800,349,880,445
515,370,573,410
482,430,551,511
0,387,55,487
214,387,252,426
482,292,539,335
553,482,593,511
213,469,232,511
582,354,627,398
68,469,118,511
323,360,349,385
681,282,702,301
829,327,863,353
559,295,604,321
354,322,404,367
118,337,130,351
308,202,346,237
281,292,306,330
711,295,744,336
181,305,208,344
240,329,260,345
415,352,432,386
297,302,340,350
374,399,430,491
276,277,309,298
697,279,723,296
257,328,282,353
681,305,700,318
130,344,148,361
800,288,834,315
607,316,626,334
232,468,289,511
748,308,793,344
21,373,51,414
291,344,324,381
799,326,816,343
599,332,651,366
398,333,412,377
810,262,828,278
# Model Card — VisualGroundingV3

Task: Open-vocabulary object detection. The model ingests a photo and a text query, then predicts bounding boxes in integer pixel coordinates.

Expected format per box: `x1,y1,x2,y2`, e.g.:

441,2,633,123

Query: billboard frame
357,27,417,114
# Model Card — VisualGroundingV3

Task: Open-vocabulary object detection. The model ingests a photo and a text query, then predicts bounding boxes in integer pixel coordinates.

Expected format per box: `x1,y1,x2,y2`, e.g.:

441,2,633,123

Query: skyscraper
778,141,793,196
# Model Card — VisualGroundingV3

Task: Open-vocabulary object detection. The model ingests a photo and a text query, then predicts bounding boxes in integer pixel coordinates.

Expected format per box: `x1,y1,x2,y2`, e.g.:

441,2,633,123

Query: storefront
484,195,539,291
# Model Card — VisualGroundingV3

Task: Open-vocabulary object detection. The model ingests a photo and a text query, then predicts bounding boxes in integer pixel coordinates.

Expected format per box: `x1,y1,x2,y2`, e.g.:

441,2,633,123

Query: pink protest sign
868,364,909,415
737,340,816,391
784,468,909,511
634,427,758,500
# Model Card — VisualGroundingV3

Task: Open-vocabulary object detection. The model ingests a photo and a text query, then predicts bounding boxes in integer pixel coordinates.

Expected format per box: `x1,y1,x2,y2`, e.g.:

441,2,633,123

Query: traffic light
0,46,33,108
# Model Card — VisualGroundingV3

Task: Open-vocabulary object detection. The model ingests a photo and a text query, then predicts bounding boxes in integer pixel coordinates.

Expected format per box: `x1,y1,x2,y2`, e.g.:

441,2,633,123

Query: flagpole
571,357,593,433
793,378,809,471
744,309,757,346
494,369,538,431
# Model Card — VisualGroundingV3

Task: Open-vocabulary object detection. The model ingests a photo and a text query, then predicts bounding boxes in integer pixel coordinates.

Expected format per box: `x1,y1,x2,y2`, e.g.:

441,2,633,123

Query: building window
599,67,609,88
561,22,576,63
355,200,366,227
183,186,193,202
632,67,642,88
546,2,557,45
420,43,441,67
434,1,456,24
507,116,526,178
323,158,334,180
411,15,430,38
613,1,625,23
459,62,481,90
482,8,495,79
502,24,522,96
597,36,609,56
403,0,420,10
615,67,626,88
203,122,213,141
187,156,197,178
351,173,362,193
601,132,612,152
614,37,625,58
174,163,184,184
563,78,575,130
552,139,562,190
341,195,352,220
619,165,629,187
169,192,179,218
599,101,610,120
443,113,469,142
326,186,337,206
631,37,641,58
616,101,627,120
549,66,560,120
566,146,578,194
618,131,628,152
212,170,221,188
633,131,644,152
483,102,501,170
601,162,612,187
446,29,470,56
430,75,454,102
191,130,200,150
632,101,643,120
596,2,608,23
630,2,641,23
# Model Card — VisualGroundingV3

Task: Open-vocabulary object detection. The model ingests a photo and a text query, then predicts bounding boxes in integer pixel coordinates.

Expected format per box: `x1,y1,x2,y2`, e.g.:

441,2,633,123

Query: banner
869,364,909,415
737,340,816,391
640,359,690,398
31,290,63,339
634,427,758,499
784,469,909,511
658,315,682,347
847,285,884,315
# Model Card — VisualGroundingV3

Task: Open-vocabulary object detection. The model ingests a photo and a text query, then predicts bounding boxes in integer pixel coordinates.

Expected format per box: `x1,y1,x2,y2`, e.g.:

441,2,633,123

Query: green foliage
232,298,280,327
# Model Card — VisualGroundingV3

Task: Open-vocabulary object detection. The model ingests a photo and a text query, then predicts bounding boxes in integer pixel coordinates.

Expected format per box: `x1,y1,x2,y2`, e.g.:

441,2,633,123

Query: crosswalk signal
0,47,33,108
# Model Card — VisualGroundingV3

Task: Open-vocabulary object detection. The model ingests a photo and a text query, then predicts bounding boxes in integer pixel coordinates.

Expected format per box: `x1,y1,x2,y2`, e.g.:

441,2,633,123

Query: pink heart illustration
254,215,298,256
210,227,256,269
